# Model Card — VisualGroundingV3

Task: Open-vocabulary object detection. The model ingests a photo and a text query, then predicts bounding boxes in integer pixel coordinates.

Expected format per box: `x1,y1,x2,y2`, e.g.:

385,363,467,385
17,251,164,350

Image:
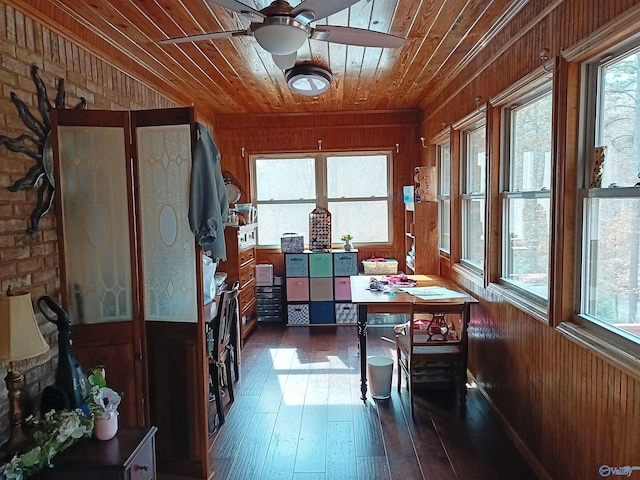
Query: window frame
460,122,487,274
574,40,640,346
499,86,554,304
433,131,452,255
250,150,394,248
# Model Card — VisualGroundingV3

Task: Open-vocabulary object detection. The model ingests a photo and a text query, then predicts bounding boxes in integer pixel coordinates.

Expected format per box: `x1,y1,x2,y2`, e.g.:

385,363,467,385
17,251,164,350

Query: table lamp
0,289,51,457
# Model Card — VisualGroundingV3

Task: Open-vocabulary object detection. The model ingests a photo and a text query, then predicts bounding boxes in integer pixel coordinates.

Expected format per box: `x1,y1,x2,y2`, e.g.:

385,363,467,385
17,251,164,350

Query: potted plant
87,367,121,441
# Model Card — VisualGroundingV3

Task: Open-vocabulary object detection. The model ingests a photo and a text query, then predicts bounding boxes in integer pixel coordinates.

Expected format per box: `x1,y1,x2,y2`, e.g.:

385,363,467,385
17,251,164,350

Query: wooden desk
33,426,157,480
350,275,477,401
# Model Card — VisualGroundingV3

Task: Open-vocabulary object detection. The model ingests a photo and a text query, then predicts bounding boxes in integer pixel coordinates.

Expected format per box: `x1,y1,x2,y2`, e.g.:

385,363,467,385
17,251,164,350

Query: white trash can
367,356,394,399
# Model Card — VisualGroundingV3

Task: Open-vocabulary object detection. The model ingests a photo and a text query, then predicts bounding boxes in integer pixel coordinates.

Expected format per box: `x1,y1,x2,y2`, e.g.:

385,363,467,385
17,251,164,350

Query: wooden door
51,109,145,428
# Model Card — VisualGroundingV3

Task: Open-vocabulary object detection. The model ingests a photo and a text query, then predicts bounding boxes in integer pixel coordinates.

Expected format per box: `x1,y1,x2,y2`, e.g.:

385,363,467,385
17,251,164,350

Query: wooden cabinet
222,224,258,345
33,427,157,480
405,201,439,274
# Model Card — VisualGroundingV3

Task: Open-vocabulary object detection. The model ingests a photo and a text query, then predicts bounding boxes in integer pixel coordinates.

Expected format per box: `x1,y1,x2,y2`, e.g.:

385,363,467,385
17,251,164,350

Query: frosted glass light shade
254,24,308,55
286,65,332,96
0,293,50,369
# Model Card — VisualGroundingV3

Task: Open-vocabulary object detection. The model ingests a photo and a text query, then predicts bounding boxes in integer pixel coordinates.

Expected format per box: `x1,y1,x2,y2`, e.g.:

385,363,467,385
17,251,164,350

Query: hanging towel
189,122,228,261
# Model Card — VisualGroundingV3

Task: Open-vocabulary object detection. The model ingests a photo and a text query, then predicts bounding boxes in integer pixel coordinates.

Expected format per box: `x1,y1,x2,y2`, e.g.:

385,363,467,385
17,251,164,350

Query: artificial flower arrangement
0,366,121,480
0,409,93,480
340,233,353,242
87,366,122,420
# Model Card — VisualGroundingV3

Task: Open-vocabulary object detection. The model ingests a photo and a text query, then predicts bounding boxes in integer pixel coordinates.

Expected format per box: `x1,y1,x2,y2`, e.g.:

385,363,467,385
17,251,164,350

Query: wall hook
241,147,245,158
539,48,552,74
318,139,322,150
420,137,427,148
395,143,399,153
475,96,484,112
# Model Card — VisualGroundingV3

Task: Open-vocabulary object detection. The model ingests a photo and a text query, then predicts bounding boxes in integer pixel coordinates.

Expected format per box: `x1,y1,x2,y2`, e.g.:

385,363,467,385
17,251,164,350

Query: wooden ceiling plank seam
341,0,373,109
5,0,193,107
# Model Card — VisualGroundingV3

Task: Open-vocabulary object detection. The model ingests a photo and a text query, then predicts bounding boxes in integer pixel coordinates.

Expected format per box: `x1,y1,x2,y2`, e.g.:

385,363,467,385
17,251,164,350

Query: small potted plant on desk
87,367,122,441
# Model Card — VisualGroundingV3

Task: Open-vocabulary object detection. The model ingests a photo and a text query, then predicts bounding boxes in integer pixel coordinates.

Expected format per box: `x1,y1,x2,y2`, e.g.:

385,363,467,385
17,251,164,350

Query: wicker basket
362,258,398,275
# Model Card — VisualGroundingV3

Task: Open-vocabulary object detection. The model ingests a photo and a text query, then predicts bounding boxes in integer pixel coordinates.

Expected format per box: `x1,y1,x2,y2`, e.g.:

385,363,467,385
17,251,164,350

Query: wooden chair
395,302,471,416
208,282,239,427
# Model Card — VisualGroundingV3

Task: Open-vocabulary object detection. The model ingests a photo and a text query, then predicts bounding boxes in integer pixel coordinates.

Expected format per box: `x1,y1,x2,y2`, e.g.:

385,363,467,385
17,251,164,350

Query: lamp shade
0,293,50,369
254,23,308,55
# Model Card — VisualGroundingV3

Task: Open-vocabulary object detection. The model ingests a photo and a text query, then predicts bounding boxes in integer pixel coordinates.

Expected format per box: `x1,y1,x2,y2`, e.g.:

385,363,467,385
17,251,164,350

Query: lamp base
2,369,32,460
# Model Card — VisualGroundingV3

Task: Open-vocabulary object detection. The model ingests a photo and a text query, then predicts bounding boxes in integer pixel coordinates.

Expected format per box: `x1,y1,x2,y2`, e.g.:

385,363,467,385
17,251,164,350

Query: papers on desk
399,286,468,301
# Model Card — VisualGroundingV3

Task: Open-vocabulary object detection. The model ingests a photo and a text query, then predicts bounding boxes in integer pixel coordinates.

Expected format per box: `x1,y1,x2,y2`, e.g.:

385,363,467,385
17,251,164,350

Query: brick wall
0,2,177,445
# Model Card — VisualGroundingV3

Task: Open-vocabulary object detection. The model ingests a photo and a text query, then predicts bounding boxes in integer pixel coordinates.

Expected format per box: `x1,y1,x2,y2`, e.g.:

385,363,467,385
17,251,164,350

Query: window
461,125,486,270
437,141,451,253
502,90,552,299
580,44,640,341
252,152,392,247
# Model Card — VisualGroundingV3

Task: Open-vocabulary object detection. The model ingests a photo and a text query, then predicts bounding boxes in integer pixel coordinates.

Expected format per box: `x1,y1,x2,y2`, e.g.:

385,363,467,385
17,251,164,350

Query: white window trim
250,151,394,248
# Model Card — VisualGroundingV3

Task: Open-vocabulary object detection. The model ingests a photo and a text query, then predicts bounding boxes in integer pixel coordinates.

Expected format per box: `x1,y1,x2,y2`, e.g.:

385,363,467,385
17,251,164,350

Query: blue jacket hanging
189,122,228,261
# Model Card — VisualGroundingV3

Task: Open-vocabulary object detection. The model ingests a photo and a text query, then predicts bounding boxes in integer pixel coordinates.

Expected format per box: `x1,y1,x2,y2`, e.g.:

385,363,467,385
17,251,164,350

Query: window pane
256,203,316,245
466,128,486,193
597,50,640,187
504,197,550,298
438,144,451,195
583,197,640,339
327,155,388,198
463,198,485,268
439,198,450,252
255,158,316,201
328,200,389,243
510,93,552,191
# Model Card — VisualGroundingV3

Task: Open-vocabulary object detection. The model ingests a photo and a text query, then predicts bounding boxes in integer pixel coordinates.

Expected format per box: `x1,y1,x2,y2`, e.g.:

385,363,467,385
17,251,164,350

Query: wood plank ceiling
9,0,529,115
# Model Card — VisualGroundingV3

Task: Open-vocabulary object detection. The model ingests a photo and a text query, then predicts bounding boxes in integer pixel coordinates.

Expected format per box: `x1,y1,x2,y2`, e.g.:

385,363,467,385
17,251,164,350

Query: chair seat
396,334,463,355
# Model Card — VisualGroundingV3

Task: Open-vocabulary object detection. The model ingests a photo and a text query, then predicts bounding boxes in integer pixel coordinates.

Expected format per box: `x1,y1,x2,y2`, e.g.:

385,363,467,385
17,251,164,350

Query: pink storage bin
334,277,352,301
286,277,309,301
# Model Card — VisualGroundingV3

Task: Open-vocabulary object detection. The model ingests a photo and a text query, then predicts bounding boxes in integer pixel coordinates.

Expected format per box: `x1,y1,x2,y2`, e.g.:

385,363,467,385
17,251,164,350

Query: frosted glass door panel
137,125,197,323
57,126,133,325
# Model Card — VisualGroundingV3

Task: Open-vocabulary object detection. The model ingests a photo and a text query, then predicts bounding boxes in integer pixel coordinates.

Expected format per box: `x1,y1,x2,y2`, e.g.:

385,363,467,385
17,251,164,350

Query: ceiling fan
158,0,405,70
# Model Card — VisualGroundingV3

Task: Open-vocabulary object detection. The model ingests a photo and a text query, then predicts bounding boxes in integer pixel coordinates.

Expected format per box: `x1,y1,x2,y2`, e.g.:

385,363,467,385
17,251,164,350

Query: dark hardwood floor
208,323,539,480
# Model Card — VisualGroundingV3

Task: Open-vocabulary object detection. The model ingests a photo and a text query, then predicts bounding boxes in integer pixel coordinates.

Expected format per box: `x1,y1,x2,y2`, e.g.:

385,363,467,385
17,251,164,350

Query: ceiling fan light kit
286,64,332,96
252,17,309,55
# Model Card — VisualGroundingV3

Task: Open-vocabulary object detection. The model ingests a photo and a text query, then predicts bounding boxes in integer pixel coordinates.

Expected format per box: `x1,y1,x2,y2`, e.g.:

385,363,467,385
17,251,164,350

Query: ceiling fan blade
206,0,266,19
312,25,405,48
272,52,297,70
290,0,359,23
158,30,248,45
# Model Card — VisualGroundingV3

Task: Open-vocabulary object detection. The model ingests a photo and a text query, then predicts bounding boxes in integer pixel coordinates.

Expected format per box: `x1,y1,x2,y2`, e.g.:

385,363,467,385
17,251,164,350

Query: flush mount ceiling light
285,64,332,96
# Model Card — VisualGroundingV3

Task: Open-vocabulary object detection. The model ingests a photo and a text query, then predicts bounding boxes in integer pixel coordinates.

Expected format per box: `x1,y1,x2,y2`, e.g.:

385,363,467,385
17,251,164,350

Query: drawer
238,246,256,267
310,301,334,324
309,277,333,301
308,253,333,277
239,280,256,312
287,303,310,325
334,277,352,301
129,435,156,480
333,252,358,277
238,226,256,248
335,303,357,324
285,253,308,277
239,259,256,288
286,277,309,301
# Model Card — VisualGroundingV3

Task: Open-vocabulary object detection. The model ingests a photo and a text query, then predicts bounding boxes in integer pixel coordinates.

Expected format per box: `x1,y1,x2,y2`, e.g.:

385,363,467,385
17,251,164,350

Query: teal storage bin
285,253,309,277
309,253,333,277
333,251,358,277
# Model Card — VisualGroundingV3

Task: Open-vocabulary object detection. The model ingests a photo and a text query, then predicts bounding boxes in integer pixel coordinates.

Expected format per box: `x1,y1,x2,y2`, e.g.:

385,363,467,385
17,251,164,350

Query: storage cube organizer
281,233,304,253
362,258,399,275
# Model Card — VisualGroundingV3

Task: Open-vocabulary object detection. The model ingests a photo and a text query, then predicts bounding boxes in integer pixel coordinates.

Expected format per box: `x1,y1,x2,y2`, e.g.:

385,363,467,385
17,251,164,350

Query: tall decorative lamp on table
0,288,51,459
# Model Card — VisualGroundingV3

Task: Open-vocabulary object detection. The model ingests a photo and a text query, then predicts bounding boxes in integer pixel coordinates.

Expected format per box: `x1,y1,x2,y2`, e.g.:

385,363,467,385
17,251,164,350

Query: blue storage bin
285,253,309,277
310,301,334,324
333,252,358,277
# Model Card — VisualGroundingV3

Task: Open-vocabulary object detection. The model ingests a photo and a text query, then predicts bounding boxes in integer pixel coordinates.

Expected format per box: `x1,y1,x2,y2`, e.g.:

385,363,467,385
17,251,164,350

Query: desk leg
358,304,368,401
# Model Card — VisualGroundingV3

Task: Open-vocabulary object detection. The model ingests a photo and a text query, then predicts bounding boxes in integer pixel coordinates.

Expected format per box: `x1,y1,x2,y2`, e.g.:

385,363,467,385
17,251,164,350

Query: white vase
344,241,352,251
94,411,118,440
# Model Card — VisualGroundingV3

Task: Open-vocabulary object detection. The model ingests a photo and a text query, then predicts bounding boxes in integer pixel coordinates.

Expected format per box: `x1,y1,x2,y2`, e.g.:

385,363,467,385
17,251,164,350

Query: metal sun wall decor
2,65,86,233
